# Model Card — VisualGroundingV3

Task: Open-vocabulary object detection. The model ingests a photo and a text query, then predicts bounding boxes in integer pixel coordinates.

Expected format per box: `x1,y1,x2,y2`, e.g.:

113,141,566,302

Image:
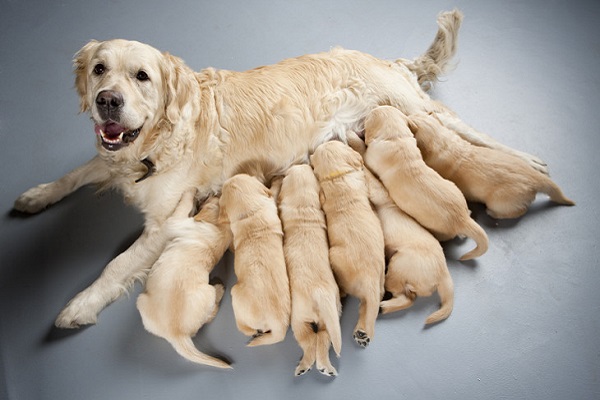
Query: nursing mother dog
14,10,547,330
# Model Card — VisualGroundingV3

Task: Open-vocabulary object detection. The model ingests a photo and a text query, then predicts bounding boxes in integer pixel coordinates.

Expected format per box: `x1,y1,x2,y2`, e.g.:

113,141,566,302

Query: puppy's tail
315,289,342,357
541,177,575,206
401,9,464,91
170,336,232,369
425,271,454,325
458,219,489,261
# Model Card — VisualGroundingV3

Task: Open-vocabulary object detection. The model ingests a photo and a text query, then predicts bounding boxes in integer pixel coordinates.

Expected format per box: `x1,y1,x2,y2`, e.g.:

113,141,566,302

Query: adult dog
13,10,546,329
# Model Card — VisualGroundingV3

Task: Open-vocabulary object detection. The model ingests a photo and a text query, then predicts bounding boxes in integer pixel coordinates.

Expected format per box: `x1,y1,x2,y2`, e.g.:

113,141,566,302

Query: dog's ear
407,117,419,135
73,40,100,113
162,53,196,124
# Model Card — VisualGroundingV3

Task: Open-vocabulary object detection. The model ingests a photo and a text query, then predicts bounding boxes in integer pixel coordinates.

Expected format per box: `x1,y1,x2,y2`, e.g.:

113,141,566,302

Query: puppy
311,141,385,348
363,106,488,260
278,164,342,376
410,112,575,219
364,169,454,324
219,174,291,346
136,193,232,369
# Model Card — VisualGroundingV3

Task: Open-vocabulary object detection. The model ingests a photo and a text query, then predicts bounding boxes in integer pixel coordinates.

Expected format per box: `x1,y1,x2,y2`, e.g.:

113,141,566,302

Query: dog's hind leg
379,293,414,315
292,322,317,376
353,291,380,348
315,329,338,377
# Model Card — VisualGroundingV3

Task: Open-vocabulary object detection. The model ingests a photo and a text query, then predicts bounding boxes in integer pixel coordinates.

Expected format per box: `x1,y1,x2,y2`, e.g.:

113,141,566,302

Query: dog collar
135,158,156,183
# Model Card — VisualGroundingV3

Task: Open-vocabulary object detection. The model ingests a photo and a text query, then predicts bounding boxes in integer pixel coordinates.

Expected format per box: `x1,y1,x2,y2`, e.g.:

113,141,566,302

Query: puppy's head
364,106,412,145
219,174,273,223
194,196,221,225
279,164,320,208
73,39,195,155
310,141,363,181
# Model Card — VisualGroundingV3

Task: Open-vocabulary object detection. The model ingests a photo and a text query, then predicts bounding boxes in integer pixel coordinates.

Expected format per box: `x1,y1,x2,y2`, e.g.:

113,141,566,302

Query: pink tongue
100,122,126,137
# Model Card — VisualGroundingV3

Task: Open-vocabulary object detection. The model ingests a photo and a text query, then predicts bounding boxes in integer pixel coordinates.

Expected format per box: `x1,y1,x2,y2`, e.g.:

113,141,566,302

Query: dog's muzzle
94,122,142,151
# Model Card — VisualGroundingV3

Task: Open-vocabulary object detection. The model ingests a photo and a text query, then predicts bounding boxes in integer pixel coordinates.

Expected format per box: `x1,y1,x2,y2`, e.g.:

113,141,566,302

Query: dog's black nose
96,90,124,115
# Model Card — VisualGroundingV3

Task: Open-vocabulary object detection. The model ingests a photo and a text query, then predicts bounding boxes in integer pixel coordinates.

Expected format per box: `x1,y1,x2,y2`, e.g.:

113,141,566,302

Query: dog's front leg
55,224,167,329
14,156,110,214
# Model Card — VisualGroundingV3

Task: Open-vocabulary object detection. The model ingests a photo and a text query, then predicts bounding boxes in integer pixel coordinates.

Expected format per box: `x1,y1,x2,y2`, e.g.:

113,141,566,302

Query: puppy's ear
407,118,419,135
162,53,196,124
217,198,230,225
73,40,100,113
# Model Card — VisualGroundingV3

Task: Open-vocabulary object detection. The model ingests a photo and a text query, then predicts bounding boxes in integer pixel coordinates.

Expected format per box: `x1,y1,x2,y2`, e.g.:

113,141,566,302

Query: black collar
135,158,156,183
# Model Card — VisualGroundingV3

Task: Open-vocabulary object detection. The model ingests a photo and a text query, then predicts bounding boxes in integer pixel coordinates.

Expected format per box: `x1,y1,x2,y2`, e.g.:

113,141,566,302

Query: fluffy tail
541,178,575,206
459,219,489,261
425,272,454,325
403,9,464,90
315,290,342,357
170,335,232,369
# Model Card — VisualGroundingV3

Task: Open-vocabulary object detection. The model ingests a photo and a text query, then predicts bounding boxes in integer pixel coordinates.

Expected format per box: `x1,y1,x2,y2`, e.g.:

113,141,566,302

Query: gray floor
1,1,599,399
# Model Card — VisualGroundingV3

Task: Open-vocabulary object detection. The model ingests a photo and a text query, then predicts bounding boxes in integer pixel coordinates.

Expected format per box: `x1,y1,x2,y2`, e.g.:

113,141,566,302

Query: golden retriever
311,141,385,348
363,169,453,324
409,112,575,219
136,194,232,368
363,106,488,260
13,10,547,328
219,174,290,346
278,164,342,376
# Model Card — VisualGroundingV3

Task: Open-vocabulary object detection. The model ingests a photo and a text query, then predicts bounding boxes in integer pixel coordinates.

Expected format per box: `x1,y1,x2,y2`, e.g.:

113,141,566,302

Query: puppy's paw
317,364,338,377
294,365,312,376
14,183,55,214
353,330,371,348
518,151,549,175
55,292,101,329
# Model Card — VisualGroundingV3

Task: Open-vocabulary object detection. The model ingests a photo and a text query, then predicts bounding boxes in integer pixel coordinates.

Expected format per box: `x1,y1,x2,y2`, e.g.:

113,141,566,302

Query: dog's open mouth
94,121,142,151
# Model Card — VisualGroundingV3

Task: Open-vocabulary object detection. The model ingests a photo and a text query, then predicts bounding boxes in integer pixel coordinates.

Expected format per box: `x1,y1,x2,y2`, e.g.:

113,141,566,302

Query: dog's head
364,106,413,145
219,174,273,223
310,140,363,182
279,164,321,208
73,39,195,154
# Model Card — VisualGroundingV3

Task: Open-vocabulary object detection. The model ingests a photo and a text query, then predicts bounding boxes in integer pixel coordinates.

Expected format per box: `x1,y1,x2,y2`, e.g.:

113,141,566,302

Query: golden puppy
363,106,488,261
136,193,232,369
410,112,575,219
278,164,342,376
364,169,453,324
219,174,291,346
310,141,385,348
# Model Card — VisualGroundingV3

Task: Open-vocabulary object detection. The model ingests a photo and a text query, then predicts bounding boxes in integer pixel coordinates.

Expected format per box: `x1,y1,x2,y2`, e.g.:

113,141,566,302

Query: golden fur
363,106,488,261
278,164,342,376
409,113,575,219
311,141,385,348
219,174,291,346
136,194,232,368
364,169,453,324
13,11,547,328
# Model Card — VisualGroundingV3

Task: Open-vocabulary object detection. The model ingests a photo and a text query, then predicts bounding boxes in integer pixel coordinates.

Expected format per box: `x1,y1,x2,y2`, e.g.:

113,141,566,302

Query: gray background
1,0,599,399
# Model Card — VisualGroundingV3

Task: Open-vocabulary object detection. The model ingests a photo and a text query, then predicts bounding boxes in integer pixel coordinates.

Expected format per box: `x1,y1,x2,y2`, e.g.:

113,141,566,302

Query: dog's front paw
14,183,55,214
55,292,101,329
353,330,371,348
518,151,549,175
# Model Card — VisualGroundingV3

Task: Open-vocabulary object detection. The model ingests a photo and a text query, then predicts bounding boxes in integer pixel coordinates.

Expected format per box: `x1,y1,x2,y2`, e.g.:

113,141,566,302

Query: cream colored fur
363,106,488,260
409,113,575,219
311,141,385,348
219,174,291,346
364,169,453,324
136,194,232,368
278,164,342,376
13,10,541,328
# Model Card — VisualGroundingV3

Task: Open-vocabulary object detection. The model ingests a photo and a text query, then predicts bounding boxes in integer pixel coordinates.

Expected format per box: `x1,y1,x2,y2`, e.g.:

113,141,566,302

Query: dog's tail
425,270,454,325
169,335,232,369
458,219,489,261
402,9,464,91
315,289,342,357
541,177,576,206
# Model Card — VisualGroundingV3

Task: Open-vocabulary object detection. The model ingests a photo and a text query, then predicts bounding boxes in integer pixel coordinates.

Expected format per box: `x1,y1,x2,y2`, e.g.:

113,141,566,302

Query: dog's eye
136,70,150,81
93,63,105,75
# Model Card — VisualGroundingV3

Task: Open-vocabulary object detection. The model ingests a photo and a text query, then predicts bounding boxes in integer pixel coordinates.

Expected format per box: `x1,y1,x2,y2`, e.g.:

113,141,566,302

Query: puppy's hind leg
353,291,380,348
246,324,287,347
292,322,317,376
315,329,338,377
379,293,414,315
